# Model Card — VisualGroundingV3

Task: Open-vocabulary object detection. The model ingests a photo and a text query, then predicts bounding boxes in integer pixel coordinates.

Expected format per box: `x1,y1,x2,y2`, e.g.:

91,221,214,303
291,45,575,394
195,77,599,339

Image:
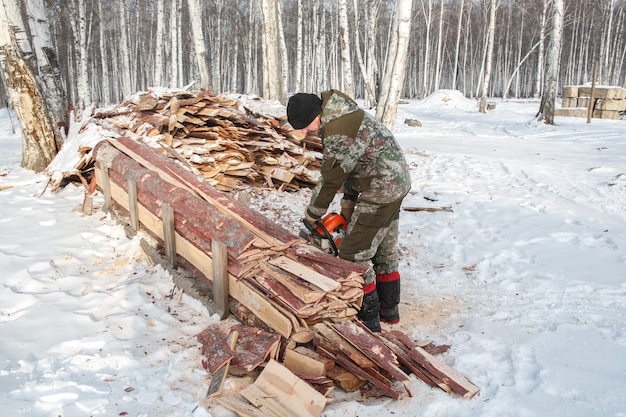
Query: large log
93,137,366,336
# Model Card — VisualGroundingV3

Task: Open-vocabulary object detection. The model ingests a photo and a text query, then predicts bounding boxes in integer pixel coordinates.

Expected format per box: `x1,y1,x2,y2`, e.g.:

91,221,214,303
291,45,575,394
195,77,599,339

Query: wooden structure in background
557,85,626,120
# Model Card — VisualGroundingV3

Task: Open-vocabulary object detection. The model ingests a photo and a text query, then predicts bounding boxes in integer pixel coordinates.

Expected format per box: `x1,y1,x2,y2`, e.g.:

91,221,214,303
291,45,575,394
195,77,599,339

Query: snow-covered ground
1,91,625,416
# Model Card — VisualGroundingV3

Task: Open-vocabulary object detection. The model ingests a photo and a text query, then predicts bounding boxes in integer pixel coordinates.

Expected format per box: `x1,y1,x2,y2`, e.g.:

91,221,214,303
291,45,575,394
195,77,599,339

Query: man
287,90,411,332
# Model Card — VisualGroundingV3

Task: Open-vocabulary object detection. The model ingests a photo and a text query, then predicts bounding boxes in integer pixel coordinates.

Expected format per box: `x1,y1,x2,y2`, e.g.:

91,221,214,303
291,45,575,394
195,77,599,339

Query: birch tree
451,0,465,91
537,0,563,125
154,0,165,86
479,0,496,113
375,0,412,130
258,0,285,102
0,0,62,171
187,0,210,89
338,0,354,97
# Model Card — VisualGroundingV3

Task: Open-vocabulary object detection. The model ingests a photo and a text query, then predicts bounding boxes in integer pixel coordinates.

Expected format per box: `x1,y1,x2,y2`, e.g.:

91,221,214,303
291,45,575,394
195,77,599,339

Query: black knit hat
287,93,322,129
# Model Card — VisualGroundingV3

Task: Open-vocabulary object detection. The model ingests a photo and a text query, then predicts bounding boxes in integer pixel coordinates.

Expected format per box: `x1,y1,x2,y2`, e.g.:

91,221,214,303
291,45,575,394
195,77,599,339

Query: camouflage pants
338,199,402,286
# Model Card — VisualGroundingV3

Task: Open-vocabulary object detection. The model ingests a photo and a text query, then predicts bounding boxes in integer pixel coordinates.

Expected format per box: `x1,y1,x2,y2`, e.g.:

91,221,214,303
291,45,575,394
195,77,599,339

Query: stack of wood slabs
93,136,366,339
87,88,322,191
558,85,626,120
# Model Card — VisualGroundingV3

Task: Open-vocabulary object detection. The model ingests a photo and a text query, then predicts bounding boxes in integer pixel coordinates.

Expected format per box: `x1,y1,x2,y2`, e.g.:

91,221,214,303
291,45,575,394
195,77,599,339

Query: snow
1,93,626,416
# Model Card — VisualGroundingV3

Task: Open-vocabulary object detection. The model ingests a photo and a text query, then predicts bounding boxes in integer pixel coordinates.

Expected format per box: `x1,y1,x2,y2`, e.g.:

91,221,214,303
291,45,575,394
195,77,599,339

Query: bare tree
187,0,210,89
1,0,62,171
258,0,285,102
537,0,563,125
338,0,354,98
479,0,496,113
376,0,412,130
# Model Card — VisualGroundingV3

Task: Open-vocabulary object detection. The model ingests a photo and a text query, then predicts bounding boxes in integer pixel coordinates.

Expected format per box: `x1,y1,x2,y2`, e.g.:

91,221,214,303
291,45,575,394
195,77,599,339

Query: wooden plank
240,383,298,417
283,347,326,377
161,203,177,268
312,322,376,369
99,164,111,211
127,178,139,232
212,239,229,320
387,330,480,398
98,170,295,338
215,394,268,417
333,320,410,383
252,359,327,417
259,263,326,304
269,256,341,292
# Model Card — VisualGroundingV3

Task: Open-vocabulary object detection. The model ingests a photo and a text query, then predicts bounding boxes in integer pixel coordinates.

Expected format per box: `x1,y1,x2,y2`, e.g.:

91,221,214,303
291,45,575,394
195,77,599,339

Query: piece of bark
197,324,234,375
230,324,281,372
207,330,239,398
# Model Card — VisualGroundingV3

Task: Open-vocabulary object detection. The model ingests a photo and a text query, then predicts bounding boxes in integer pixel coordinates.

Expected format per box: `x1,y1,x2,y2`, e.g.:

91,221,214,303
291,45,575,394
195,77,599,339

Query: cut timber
385,330,480,398
198,324,235,375
555,108,588,118
94,165,294,338
240,384,299,417
251,359,327,417
333,320,410,383
216,394,270,417
313,322,376,369
283,347,327,377
269,256,341,292
326,365,365,392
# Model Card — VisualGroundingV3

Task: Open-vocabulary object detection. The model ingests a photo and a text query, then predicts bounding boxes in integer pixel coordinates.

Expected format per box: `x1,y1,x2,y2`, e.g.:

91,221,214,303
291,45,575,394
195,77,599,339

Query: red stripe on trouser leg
376,271,400,283
362,281,376,294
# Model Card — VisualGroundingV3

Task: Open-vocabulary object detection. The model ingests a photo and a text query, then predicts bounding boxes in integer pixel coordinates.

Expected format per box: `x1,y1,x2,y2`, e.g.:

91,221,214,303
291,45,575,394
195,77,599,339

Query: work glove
302,208,322,234
340,198,356,224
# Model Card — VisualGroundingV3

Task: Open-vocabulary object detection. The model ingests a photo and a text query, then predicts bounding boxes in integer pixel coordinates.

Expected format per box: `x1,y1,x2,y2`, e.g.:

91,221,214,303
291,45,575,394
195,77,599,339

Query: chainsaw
299,213,347,256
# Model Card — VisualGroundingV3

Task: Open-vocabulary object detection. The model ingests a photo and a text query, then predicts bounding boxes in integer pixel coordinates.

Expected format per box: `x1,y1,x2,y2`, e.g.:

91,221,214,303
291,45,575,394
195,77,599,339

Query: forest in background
1,0,625,110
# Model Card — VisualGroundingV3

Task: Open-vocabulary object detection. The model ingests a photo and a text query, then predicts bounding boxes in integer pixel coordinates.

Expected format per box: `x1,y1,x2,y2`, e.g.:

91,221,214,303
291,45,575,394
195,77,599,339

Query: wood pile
205,318,479,417
86,88,322,191
93,136,365,338
92,136,479,416
557,85,626,120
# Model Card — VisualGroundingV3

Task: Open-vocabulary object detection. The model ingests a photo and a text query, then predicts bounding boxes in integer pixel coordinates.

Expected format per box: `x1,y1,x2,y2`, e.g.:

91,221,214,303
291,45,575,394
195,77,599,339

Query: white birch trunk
277,1,289,99
339,0,354,98
452,0,464,91
170,0,179,87
295,0,303,91
479,0,496,113
352,0,380,107
98,0,110,104
118,0,132,96
434,0,444,91
155,0,165,86
537,0,563,125
23,0,67,134
187,0,210,89
421,0,433,98
534,0,548,98
0,0,60,171
376,0,412,130
258,0,285,102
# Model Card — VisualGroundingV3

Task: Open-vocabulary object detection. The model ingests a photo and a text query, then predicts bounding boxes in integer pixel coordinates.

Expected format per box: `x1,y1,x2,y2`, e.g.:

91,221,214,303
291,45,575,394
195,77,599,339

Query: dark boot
377,272,400,324
357,283,381,332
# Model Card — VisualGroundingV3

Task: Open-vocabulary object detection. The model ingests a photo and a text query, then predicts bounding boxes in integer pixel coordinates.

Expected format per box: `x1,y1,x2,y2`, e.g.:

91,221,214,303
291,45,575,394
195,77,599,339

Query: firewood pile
86,88,322,191
92,126,480,416
201,317,479,417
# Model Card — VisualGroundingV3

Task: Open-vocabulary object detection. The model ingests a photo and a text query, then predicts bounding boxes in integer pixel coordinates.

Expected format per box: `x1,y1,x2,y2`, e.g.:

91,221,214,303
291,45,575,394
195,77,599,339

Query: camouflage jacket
307,90,411,219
